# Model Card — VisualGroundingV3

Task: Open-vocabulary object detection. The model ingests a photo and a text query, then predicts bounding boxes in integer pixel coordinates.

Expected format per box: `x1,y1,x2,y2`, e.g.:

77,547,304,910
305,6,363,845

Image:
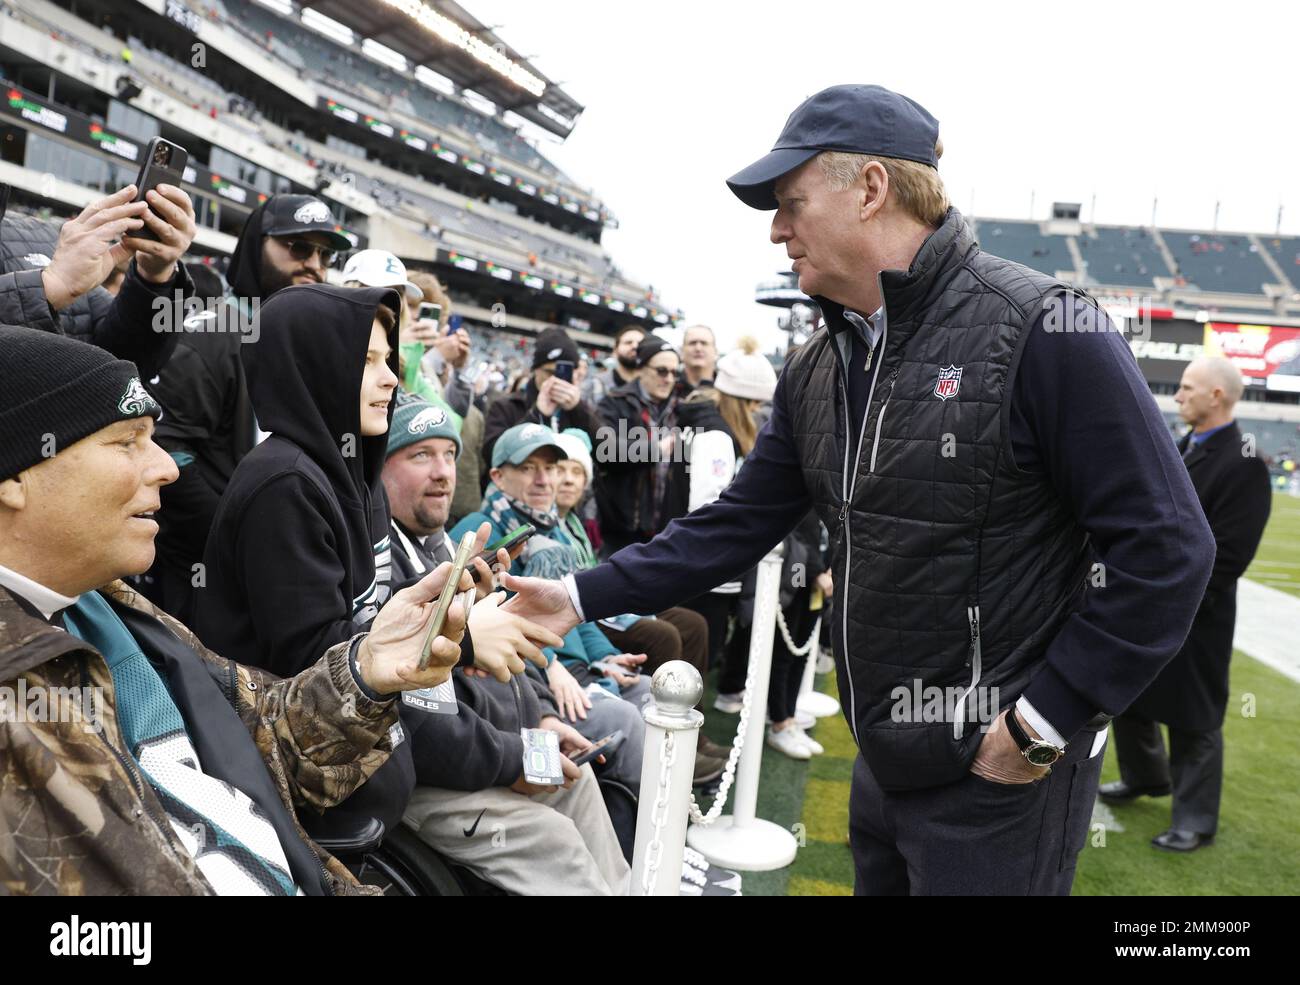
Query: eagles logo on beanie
531,327,579,370
0,325,162,480
385,388,461,459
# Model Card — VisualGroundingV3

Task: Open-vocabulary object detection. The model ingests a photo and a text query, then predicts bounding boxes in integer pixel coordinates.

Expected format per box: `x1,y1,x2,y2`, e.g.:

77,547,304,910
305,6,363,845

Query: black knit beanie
0,325,162,480
635,335,677,367
532,327,580,369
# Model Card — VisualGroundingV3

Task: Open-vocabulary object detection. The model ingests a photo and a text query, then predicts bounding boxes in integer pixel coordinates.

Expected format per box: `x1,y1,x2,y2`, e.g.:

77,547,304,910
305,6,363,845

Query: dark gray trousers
1111,710,1223,836
849,725,1108,895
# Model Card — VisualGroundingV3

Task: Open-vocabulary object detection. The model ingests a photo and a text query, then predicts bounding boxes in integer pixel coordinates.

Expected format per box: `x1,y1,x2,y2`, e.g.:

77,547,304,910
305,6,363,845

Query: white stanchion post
686,546,798,871
630,660,703,896
797,632,840,719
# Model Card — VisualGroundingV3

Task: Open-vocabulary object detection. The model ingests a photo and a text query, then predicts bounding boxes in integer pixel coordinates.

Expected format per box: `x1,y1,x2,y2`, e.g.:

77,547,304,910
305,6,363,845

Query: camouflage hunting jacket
0,580,398,895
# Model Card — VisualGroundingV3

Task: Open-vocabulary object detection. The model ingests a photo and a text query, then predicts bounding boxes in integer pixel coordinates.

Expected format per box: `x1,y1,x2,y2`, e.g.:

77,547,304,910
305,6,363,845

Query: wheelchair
308,777,641,896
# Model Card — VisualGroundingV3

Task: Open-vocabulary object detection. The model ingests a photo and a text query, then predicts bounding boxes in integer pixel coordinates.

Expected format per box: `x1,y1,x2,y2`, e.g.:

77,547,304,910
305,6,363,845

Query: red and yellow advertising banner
1204,323,1300,391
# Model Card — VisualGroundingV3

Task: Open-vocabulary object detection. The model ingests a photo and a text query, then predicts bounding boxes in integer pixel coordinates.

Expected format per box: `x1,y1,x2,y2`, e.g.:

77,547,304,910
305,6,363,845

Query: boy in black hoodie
195,283,404,673
193,283,414,833
194,283,554,836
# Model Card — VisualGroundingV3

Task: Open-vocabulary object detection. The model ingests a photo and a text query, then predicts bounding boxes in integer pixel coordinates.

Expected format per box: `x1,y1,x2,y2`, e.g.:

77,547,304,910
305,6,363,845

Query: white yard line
1235,579,1300,684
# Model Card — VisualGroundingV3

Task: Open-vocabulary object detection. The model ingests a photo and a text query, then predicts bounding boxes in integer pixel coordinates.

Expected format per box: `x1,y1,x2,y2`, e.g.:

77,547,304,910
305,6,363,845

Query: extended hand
356,558,475,693
499,571,581,639
467,592,562,681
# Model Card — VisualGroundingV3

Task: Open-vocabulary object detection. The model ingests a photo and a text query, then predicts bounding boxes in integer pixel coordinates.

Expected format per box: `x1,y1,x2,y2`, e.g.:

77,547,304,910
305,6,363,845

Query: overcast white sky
472,0,1298,353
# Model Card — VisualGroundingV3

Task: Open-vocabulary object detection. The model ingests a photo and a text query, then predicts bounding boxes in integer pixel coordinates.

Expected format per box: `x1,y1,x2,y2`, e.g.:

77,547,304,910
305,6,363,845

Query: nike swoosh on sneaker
463,808,487,838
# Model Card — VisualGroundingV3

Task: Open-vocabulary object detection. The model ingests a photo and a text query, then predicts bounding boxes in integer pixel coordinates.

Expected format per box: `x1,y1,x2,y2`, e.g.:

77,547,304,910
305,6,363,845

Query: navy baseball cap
726,84,940,211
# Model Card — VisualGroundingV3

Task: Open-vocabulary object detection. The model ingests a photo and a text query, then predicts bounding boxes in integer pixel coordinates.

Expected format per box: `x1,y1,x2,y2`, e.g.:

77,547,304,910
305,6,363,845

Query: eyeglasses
275,237,337,267
647,366,676,378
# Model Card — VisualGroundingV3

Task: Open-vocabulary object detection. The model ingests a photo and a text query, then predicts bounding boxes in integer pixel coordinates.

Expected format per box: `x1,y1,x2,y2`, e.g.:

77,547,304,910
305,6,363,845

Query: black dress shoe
1097,780,1172,805
1152,829,1215,852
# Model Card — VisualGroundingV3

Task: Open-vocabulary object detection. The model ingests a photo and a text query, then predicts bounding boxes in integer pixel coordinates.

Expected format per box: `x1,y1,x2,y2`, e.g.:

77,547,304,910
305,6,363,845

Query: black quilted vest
784,209,1092,790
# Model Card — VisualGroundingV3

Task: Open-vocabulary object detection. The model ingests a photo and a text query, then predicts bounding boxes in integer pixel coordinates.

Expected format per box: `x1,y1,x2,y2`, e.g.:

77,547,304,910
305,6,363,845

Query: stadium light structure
376,0,546,98
252,0,294,16
415,64,456,96
301,8,355,46
362,38,408,72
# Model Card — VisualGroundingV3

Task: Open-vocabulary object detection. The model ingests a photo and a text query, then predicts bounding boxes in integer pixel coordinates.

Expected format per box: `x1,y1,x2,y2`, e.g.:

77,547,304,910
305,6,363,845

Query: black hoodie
143,199,278,621
224,197,276,302
194,284,402,677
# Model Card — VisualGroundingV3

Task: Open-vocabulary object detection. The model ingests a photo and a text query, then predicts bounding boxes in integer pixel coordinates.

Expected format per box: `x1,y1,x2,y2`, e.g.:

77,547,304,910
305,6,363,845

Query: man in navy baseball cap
501,81,1215,898
726,84,940,210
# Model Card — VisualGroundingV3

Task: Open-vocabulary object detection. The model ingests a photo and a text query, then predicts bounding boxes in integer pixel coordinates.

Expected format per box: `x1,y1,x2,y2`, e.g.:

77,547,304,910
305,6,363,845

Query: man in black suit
1101,357,1273,852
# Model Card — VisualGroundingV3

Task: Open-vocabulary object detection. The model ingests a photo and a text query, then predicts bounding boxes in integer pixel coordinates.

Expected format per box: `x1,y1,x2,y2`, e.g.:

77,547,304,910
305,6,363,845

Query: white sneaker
766,725,812,760
795,709,816,730
795,725,824,755
714,691,744,714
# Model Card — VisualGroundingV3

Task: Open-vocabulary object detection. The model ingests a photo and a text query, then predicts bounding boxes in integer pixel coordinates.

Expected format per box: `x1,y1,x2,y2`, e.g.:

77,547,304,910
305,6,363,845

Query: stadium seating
220,0,559,179
1159,231,1278,295
973,220,1073,276
1261,236,1300,289
1076,226,1168,289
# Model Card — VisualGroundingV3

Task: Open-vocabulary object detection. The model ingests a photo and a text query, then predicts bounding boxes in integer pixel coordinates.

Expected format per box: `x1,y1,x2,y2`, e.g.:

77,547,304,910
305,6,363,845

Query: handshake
353,522,565,695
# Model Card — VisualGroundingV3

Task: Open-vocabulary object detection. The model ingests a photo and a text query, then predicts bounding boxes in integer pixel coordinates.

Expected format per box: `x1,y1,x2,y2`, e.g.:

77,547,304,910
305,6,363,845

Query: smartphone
417,301,442,324
468,524,535,584
553,359,575,384
131,138,189,241
592,658,639,678
418,530,478,671
484,524,535,557
448,313,463,335
567,730,624,768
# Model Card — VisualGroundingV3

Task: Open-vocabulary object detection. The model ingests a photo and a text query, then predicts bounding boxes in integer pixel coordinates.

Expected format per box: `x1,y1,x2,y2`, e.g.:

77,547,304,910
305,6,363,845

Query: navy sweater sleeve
1012,298,1216,739
574,363,813,620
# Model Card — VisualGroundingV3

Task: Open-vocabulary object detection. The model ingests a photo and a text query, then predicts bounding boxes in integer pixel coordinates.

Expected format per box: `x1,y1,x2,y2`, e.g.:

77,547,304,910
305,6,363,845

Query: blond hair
408,270,451,330
686,336,762,455
818,142,949,227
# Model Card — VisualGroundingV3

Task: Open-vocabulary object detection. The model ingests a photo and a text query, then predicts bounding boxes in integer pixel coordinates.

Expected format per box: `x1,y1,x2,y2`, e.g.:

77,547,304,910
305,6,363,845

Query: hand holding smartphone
418,530,478,670
130,138,189,242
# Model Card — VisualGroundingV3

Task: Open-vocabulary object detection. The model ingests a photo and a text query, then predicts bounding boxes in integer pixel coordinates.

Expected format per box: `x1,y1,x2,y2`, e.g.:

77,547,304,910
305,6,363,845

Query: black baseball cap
262,194,353,251
726,84,940,211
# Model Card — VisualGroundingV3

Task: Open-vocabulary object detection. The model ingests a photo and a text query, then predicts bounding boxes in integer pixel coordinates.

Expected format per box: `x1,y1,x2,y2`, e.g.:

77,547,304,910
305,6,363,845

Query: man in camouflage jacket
0,324,486,896
0,580,397,895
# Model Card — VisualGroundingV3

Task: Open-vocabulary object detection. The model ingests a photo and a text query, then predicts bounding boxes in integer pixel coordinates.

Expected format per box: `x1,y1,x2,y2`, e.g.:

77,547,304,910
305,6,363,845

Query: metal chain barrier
687,611,823,825
686,630,760,825
639,728,676,894
776,610,822,657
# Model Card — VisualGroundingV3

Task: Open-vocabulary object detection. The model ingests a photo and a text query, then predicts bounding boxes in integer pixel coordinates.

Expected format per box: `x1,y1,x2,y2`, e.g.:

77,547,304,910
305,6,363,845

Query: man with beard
481,327,603,479
141,196,351,621
581,325,644,407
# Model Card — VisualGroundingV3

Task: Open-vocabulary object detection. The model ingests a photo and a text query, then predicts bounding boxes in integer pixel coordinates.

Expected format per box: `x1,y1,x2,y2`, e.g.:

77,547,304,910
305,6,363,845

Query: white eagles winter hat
714,336,776,402
553,428,594,485
341,249,423,301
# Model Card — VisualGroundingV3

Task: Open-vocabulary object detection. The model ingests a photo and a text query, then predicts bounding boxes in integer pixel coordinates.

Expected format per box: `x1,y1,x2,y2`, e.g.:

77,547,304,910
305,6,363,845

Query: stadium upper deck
0,0,681,338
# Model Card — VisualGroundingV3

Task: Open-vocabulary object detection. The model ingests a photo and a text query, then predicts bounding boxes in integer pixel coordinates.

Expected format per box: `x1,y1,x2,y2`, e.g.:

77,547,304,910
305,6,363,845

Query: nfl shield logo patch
933,365,963,401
